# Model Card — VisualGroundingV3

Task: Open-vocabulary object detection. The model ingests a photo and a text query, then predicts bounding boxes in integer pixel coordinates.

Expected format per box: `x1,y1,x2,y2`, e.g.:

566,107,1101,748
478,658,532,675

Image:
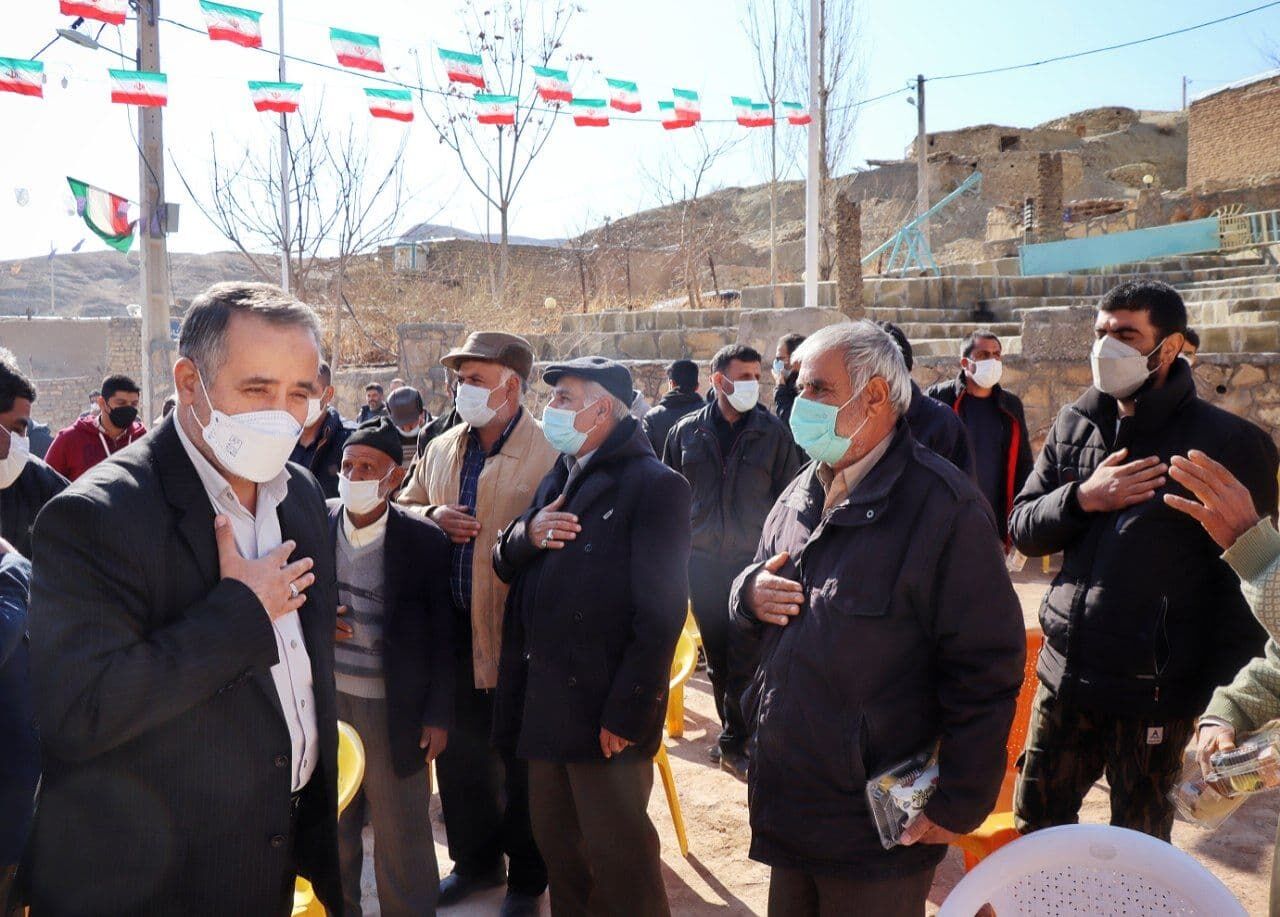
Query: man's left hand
420,726,448,764
599,728,633,758
1164,450,1261,550
899,813,957,846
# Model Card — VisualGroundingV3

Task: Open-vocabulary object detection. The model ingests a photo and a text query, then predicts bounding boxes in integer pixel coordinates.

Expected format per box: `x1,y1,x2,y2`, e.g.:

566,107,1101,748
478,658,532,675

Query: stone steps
560,308,741,334
913,336,1023,358
1189,297,1280,324
1178,281,1280,302
894,321,1022,341
1196,323,1280,355
524,326,740,362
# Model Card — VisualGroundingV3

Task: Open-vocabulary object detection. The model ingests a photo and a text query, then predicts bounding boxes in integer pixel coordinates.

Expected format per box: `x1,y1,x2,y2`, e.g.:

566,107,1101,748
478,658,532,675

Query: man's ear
389,466,407,492
865,377,892,415
322,385,335,405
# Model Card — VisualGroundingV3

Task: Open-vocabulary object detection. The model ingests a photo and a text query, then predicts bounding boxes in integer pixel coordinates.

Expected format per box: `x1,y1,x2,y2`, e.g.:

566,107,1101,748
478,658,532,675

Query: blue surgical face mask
773,359,787,376
541,399,600,455
788,389,868,466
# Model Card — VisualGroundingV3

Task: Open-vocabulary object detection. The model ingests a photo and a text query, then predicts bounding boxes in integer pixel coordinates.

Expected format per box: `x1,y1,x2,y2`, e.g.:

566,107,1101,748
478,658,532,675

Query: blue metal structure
862,171,983,276
1018,218,1221,276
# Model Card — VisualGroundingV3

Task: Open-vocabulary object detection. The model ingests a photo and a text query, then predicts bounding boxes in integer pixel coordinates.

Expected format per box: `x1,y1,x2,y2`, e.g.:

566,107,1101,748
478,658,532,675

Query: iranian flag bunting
330,28,384,72
532,65,572,103
780,100,812,125
365,88,413,122
109,70,167,106
475,93,516,125
672,87,701,122
67,177,136,253
658,100,694,130
200,1,263,48
606,77,641,113
733,96,773,127
570,98,608,127
0,58,43,98
248,80,301,113
59,0,126,25
438,48,484,88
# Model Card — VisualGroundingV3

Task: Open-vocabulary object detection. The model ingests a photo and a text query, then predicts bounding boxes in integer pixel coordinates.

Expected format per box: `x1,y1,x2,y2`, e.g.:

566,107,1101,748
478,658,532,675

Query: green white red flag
532,65,572,103
200,1,263,48
570,98,608,127
780,101,812,125
109,70,167,107
438,48,484,89
248,80,300,113
330,28,384,73
60,0,126,25
733,96,773,127
67,177,135,253
658,100,694,130
0,58,43,98
672,87,701,122
606,78,641,113
365,88,413,121
475,93,516,125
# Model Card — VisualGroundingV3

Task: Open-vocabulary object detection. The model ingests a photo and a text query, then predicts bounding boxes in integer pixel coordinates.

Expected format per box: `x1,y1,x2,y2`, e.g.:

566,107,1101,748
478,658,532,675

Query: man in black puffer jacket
1010,280,1279,842
641,359,705,454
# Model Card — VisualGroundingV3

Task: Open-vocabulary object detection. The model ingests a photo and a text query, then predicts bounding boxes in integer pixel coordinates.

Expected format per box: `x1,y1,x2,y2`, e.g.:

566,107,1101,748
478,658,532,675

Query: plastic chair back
336,720,366,815
669,630,697,691
939,824,1245,916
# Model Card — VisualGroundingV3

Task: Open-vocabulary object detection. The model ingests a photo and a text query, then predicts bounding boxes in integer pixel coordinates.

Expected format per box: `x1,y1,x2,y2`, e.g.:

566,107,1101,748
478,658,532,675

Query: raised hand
529,493,582,551
746,552,804,626
1165,450,1262,550
214,515,313,621
1076,448,1167,513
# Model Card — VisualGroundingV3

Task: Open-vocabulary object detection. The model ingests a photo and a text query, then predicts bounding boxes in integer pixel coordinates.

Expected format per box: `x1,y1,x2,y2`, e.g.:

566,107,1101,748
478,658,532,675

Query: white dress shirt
342,504,389,548
176,417,318,791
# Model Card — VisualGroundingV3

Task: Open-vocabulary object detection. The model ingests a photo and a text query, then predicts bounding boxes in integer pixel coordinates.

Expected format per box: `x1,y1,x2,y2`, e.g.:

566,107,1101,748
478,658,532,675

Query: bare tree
416,0,579,297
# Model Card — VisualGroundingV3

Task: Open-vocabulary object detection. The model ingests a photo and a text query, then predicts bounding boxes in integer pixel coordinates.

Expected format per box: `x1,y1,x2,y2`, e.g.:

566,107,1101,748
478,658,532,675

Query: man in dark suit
0,348,67,558
27,282,342,916
327,418,455,916
493,357,691,917
0,539,35,916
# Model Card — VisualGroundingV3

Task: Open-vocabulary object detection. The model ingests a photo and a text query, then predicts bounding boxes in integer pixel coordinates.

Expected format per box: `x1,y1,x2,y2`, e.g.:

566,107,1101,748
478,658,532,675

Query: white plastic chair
938,824,1245,917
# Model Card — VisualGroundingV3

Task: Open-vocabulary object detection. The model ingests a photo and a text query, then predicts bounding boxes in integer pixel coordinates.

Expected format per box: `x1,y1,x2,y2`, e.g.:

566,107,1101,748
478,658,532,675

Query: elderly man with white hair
728,321,1025,916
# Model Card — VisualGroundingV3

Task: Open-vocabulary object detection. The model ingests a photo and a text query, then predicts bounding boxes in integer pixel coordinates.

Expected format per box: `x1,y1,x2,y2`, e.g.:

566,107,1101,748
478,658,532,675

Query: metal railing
1219,208,1280,250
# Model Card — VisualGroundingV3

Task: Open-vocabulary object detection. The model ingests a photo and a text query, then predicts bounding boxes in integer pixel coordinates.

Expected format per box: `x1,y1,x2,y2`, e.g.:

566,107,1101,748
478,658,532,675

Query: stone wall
1188,73,1280,188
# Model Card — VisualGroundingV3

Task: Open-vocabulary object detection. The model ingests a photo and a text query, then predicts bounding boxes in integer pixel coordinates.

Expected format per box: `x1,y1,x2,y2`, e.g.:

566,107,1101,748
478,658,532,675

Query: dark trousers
435,658,547,895
767,865,935,917
1014,683,1196,841
689,552,759,754
528,756,669,917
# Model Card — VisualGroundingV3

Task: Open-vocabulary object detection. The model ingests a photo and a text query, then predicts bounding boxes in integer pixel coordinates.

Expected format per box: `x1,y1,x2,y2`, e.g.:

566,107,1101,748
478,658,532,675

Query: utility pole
915,74,928,250
803,0,819,310
278,0,291,292
137,0,174,422
1182,75,1188,110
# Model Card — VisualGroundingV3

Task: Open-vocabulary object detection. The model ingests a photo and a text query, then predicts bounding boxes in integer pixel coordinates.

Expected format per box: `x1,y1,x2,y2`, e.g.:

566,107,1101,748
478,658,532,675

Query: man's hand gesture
431,504,482,544
215,515,313,620
1076,448,1167,513
1165,450,1262,551
745,552,804,626
529,494,581,551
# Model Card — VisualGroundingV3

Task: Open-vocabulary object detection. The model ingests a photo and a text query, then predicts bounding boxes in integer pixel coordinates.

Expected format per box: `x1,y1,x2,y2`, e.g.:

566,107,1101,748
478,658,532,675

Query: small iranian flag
475,93,516,125
59,0,126,25
67,177,136,253
733,97,773,127
570,98,608,127
0,58,43,98
532,65,572,103
109,70,167,107
606,77,641,113
330,28,384,73
672,87,701,122
438,48,484,89
780,101,812,125
200,1,263,48
365,88,413,122
658,100,694,130
248,80,300,113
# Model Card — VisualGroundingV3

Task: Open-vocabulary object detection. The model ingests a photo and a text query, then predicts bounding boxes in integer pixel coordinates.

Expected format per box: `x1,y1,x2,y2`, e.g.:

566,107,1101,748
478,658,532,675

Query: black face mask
108,405,138,429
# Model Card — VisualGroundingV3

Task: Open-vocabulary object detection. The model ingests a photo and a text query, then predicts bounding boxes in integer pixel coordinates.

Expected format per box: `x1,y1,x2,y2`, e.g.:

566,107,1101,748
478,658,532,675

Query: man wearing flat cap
396,331,556,915
493,356,692,917
328,418,455,915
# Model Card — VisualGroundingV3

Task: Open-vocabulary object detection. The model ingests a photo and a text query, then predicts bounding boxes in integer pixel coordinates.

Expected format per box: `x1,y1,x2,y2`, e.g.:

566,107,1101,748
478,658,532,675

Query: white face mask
338,467,392,516
1091,335,1163,401
304,398,325,427
193,373,302,483
723,378,760,413
0,430,30,490
455,382,501,428
966,358,1003,390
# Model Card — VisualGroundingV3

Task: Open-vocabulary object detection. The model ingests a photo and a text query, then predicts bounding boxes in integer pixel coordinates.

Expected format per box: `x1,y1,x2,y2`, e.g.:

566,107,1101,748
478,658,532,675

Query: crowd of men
0,276,1276,917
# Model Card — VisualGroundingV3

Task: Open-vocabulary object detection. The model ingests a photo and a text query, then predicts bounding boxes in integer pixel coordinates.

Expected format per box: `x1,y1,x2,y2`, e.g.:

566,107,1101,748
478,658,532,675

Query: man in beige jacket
397,331,557,915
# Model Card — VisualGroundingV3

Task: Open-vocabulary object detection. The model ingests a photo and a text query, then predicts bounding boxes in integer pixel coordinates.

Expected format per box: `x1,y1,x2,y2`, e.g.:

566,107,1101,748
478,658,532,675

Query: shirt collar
467,406,523,458
818,430,895,513
175,410,291,514
342,503,389,547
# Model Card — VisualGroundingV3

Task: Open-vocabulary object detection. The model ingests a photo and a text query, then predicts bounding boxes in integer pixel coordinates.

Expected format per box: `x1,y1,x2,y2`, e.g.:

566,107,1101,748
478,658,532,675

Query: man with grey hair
27,281,342,914
729,320,1025,915
493,356,691,917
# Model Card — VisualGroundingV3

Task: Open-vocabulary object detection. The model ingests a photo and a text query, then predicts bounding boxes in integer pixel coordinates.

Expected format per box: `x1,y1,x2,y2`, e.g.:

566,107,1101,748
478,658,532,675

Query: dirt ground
350,568,1278,915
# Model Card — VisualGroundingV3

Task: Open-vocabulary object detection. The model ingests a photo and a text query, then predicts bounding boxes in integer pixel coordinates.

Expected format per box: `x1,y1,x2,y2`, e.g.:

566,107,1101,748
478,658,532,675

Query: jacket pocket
850,711,869,788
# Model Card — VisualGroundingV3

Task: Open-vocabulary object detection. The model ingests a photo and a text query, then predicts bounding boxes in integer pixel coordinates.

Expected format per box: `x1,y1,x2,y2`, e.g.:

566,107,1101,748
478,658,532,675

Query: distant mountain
398,222,566,248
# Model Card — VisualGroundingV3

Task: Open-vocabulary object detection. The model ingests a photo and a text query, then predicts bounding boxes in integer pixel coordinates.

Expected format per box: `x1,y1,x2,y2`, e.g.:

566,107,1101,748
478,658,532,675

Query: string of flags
3,1,815,132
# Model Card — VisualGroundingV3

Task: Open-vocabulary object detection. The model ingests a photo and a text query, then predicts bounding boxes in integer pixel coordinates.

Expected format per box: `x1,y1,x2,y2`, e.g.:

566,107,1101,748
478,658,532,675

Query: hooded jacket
45,413,147,482
641,389,705,455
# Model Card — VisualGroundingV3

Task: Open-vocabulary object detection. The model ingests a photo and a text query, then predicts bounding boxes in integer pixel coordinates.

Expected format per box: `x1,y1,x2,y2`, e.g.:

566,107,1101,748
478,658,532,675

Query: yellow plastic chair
665,627,699,739
656,630,697,858
684,602,702,649
292,721,366,916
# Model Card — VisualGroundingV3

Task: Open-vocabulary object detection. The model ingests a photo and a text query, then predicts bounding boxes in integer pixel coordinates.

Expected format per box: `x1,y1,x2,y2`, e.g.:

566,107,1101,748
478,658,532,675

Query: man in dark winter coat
730,321,1024,916
493,356,691,917
641,359,704,454
771,332,805,425
0,350,67,557
663,344,799,778
878,323,974,477
1010,280,1279,841
289,361,350,499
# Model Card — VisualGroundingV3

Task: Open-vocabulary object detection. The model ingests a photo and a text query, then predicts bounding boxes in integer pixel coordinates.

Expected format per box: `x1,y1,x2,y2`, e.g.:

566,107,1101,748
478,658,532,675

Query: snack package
1006,550,1028,574
866,748,940,849
1170,757,1245,829
1209,723,1280,795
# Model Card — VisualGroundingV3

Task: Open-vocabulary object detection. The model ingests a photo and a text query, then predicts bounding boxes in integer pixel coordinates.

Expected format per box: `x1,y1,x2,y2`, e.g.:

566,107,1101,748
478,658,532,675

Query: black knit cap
344,417,404,466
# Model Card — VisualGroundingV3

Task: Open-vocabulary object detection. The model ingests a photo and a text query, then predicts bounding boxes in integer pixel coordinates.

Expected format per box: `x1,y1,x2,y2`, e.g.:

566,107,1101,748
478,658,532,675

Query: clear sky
2,0,1279,261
